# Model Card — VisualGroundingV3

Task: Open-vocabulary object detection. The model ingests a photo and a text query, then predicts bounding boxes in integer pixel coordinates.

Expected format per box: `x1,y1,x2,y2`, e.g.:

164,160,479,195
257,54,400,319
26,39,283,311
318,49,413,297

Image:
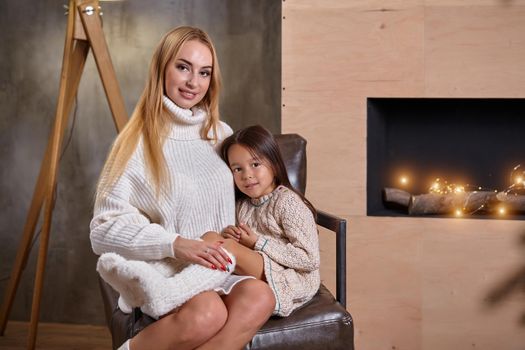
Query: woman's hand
238,223,258,249
173,236,232,271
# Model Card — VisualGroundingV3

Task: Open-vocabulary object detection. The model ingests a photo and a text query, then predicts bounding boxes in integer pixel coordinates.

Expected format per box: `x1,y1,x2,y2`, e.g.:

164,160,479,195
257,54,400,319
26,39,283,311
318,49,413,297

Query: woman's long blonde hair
97,26,222,198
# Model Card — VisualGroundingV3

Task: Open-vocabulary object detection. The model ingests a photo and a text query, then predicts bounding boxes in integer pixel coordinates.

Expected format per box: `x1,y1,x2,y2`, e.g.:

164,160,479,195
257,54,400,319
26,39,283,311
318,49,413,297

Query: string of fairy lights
397,164,525,217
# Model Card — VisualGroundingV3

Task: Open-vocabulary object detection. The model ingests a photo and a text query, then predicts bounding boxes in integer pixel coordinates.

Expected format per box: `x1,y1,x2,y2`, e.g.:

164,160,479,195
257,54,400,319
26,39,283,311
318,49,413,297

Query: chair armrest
316,210,347,308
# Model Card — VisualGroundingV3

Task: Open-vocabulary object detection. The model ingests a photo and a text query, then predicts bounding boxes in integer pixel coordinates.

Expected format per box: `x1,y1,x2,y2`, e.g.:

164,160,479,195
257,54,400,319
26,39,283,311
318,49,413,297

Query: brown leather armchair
98,133,354,349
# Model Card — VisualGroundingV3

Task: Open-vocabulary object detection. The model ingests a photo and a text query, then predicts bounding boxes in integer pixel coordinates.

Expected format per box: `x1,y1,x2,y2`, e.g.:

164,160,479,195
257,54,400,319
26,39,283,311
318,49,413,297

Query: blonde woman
90,26,275,350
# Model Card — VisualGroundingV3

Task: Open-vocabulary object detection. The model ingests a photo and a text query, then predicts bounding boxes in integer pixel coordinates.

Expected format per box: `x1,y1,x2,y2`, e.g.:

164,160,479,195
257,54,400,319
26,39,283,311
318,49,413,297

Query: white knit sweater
90,96,235,261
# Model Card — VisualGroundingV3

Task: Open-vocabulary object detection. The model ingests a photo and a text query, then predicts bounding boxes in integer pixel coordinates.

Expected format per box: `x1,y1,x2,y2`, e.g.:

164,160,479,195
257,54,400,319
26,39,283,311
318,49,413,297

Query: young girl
211,124,321,316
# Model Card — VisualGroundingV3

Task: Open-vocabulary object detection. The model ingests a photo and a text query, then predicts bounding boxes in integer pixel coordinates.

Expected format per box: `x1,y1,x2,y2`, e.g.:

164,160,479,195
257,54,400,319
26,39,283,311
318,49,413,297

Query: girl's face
227,144,276,199
165,40,212,109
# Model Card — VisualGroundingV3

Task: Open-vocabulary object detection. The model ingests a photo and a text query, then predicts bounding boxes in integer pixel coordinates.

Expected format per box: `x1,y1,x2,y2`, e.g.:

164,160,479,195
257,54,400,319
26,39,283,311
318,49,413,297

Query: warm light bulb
454,186,465,193
515,176,524,185
498,206,506,216
454,209,463,217
431,182,440,190
400,176,408,185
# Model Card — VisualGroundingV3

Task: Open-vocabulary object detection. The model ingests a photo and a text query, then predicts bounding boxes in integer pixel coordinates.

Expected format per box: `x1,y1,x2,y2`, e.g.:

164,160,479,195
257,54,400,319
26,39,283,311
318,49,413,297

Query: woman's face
165,40,213,109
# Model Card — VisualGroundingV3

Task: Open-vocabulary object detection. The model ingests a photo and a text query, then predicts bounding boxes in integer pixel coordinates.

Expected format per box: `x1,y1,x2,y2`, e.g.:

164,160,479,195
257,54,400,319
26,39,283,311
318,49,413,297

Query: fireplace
367,98,525,220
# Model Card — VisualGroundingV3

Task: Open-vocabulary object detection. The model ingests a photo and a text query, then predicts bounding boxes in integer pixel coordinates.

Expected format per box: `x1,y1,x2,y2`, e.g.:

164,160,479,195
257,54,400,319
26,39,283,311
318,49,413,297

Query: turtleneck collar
163,95,208,140
249,185,284,207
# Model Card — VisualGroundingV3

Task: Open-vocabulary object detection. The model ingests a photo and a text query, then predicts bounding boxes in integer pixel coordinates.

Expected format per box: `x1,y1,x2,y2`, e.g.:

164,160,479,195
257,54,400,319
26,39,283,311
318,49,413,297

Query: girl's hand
173,236,231,271
238,223,258,249
222,225,241,242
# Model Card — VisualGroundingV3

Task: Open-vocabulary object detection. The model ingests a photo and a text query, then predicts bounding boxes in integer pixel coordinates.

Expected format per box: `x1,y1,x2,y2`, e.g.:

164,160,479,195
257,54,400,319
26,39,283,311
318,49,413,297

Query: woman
90,26,275,350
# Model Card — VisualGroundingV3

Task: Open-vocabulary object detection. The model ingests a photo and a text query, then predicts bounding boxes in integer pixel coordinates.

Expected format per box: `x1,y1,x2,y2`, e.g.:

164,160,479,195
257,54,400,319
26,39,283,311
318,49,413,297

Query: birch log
496,192,525,212
408,191,497,215
383,187,411,207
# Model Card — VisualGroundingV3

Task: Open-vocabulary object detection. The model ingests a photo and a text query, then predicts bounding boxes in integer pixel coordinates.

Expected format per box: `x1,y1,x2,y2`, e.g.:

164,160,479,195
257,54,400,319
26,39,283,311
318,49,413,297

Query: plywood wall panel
425,5,525,97
283,1,525,349
420,220,525,350
282,1,425,216
346,217,525,350
425,0,525,6
287,108,366,214
347,216,423,350
283,4,424,93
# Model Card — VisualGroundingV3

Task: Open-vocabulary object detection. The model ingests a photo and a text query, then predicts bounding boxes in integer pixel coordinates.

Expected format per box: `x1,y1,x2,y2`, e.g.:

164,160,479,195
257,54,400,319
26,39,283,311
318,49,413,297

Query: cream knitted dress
90,96,246,318
237,185,321,316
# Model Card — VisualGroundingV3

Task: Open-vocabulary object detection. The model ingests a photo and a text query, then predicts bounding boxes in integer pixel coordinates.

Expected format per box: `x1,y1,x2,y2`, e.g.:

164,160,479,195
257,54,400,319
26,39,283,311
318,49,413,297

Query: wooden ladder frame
0,1,127,348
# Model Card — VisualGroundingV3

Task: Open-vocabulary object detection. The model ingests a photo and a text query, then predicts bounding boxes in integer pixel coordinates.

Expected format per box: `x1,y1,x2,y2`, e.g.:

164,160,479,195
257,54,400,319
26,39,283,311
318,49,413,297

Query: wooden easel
0,0,127,348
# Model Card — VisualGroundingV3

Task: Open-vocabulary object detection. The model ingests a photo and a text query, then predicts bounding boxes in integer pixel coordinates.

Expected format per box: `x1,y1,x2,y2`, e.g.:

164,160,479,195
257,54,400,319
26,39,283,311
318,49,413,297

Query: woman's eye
200,70,211,77
177,64,189,72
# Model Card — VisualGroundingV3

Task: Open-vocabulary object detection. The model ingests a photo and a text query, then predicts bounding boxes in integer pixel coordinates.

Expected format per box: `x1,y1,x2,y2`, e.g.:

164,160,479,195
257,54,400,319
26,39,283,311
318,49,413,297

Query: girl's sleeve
253,192,320,272
89,160,179,261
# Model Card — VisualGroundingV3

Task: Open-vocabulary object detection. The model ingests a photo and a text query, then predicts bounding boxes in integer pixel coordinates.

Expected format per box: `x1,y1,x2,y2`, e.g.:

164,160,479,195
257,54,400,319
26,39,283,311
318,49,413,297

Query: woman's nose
186,73,198,88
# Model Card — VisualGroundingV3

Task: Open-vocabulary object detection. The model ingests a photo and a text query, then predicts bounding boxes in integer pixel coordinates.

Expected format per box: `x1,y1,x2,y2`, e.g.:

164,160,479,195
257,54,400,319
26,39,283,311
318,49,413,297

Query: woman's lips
180,89,197,99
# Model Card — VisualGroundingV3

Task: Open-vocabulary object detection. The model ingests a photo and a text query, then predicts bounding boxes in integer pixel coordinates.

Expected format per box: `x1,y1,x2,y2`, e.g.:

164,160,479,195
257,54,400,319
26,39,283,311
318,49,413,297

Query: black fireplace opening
367,98,525,220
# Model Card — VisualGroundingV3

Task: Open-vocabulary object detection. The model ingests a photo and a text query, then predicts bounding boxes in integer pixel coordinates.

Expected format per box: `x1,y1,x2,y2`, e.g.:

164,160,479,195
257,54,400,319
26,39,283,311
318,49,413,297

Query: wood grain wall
282,1,525,349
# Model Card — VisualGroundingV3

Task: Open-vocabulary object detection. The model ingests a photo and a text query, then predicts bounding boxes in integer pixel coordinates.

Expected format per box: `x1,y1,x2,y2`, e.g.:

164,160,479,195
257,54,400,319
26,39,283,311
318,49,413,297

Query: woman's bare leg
201,232,265,279
195,279,275,350
129,291,227,350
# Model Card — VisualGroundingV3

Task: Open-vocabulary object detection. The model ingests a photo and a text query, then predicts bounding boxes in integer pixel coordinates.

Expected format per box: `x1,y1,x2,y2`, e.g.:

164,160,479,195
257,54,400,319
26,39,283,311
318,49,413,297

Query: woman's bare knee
129,292,228,350
248,282,275,321
227,280,275,326
175,292,228,344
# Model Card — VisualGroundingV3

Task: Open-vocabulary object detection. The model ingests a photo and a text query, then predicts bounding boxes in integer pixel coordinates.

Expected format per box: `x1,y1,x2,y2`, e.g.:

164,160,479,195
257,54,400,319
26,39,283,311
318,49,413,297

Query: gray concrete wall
0,0,281,325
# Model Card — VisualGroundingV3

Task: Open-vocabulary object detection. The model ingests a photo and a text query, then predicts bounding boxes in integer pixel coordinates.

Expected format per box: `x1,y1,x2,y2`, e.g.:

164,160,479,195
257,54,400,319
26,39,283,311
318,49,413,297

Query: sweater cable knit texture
237,185,321,316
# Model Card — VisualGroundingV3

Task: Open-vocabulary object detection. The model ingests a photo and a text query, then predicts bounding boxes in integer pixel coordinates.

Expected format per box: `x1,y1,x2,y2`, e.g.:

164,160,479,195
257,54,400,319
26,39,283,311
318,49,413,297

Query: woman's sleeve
89,161,179,261
253,193,320,272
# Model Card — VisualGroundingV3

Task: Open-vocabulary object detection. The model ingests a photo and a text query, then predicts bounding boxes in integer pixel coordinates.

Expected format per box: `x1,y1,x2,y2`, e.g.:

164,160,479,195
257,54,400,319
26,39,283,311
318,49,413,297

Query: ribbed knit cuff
161,233,179,258
254,236,268,252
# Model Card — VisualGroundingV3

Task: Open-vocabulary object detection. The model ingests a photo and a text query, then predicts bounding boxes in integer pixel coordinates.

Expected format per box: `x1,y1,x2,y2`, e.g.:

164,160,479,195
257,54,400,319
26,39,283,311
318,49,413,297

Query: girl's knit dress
90,96,249,318
237,185,321,316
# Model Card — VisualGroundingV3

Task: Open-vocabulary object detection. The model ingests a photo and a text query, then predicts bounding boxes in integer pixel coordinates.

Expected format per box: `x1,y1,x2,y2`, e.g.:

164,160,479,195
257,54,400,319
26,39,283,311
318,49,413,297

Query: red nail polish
228,258,232,264
211,265,217,270
221,265,226,271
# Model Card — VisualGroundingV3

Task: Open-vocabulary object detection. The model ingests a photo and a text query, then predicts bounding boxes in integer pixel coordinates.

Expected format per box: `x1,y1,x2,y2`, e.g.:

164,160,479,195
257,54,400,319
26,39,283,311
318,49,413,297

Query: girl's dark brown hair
220,125,316,218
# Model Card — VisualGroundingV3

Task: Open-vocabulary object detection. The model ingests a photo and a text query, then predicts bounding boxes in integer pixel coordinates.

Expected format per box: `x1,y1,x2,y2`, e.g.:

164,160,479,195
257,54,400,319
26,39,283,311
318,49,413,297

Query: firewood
383,187,411,207
408,191,497,215
495,192,525,212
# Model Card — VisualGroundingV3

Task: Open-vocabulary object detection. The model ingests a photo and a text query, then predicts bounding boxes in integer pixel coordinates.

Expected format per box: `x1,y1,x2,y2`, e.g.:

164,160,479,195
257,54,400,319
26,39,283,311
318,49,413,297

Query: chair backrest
274,134,307,195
